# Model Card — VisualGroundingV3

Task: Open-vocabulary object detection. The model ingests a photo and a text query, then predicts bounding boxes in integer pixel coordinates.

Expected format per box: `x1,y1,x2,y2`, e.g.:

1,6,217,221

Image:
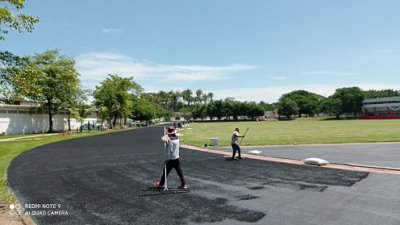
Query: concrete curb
344,163,400,172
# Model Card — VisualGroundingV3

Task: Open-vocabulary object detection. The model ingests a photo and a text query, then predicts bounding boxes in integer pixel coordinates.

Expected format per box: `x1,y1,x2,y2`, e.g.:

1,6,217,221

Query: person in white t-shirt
231,128,245,160
154,127,187,189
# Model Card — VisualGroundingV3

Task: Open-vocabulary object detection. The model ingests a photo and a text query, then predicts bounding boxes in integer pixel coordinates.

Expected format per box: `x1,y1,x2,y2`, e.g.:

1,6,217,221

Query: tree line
277,88,400,119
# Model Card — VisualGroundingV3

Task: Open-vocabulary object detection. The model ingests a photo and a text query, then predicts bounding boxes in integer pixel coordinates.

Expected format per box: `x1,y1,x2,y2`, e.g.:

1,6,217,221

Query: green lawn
179,118,400,147
0,129,123,203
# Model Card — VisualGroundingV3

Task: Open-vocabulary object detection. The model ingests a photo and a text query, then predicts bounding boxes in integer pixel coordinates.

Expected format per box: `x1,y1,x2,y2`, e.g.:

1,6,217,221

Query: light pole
154,105,156,123
41,100,45,136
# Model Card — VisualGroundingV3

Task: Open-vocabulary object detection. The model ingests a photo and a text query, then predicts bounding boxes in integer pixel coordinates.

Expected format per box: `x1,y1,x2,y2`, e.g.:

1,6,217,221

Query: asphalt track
216,143,400,168
7,125,400,225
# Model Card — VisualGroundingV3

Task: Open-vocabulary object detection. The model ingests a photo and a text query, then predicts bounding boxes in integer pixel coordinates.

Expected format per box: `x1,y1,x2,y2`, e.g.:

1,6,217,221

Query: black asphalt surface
217,143,400,168
7,125,400,225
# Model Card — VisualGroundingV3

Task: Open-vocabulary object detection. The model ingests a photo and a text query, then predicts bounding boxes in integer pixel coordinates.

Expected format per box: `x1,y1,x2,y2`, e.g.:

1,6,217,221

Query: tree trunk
108,118,112,129
113,114,118,127
336,113,341,119
47,100,53,133
67,110,71,131
107,107,113,129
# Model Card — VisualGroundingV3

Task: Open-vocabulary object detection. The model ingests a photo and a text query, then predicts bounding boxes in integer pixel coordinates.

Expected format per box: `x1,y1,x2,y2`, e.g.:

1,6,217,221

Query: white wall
0,105,97,135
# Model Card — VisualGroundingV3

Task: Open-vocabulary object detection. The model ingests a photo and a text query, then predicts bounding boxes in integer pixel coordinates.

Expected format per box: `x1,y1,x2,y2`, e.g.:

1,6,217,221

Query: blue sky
2,0,400,103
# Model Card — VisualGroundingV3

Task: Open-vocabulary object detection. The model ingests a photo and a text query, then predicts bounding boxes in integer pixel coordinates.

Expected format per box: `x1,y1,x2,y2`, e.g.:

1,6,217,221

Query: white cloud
102,28,123,33
74,52,399,103
304,70,358,77
210,85,335,103
209,83,400,103
75,52,257,89
269,76,287,80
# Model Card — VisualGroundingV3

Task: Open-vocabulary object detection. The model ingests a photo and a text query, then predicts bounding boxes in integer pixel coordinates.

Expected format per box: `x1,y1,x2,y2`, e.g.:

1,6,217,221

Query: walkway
0,134,58,142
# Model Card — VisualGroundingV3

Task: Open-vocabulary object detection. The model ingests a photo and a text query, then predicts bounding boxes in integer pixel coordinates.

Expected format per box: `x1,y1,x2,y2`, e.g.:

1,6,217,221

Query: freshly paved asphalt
7,125,400,225
216,142,400,168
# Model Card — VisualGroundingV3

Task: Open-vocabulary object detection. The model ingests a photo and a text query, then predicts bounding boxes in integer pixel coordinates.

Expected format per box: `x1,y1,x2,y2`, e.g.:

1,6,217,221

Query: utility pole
42,101,45,136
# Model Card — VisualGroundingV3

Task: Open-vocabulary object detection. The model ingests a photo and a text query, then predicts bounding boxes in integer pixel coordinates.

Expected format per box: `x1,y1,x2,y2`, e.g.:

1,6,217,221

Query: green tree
280,90,324,117
181,107,192,121
119,95,134,126
245,101,265,119
175,101,185,112
191,104,207,120
229,101,243,120
70,103,95,131
93,74,143,128
141,92,156,103
207,100,226,120
277,99,299,119
182,89,193,106
0,0,40,40
26,49,81,132
195,89,203,105
168,90,180,111
0,50,31,102
207,92,214,102
258,101,274,111
332,87,364,118
131,98,155,121
320,97,342,118
1,50,84,131
60,87,87,131
363,89,400,99
96,106,109,125
157,90,169,109
153,104,174,120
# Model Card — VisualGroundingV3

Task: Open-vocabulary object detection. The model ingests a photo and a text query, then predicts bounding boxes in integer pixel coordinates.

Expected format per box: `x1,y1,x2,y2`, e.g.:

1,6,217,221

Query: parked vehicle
95,123,108,130
80,123,94,130
135,121,147,127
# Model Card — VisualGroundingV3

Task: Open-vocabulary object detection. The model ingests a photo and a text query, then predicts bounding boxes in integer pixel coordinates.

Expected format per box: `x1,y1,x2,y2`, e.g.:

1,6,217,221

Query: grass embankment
0,129,122,203
179,118,400,147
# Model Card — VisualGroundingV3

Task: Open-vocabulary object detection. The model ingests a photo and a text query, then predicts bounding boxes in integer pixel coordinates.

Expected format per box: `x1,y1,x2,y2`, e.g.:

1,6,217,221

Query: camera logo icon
9,204,21,216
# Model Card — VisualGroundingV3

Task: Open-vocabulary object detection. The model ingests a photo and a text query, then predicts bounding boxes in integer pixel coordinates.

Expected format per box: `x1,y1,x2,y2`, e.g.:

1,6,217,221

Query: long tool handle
163,127,168,190
239,127,249,145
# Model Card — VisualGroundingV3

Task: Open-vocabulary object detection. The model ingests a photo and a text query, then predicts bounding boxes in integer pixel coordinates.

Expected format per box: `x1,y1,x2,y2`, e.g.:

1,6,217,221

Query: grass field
179,118,400,147
0,129,123,203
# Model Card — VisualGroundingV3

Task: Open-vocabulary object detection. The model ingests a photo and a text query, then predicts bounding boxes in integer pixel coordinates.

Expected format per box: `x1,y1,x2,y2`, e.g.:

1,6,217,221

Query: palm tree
207,92,214,102
70,104,96,131
97,106,109,125
195,89,203,105
182,89,193,106
202,93,208,104
157,90,169,109
168,90,181,111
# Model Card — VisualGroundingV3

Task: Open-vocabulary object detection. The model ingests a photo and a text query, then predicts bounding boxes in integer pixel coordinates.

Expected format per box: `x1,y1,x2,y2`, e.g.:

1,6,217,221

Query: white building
0,102,97,135
359,96,400,119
